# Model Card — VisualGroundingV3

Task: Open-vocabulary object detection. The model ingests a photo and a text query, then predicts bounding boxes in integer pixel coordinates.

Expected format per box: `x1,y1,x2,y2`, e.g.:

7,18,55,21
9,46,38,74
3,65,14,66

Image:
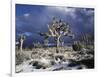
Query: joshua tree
49,17,74,52
37,31,50,47
18,34,25,52
79,33,94,45
44,38,49,47
38,17,74,53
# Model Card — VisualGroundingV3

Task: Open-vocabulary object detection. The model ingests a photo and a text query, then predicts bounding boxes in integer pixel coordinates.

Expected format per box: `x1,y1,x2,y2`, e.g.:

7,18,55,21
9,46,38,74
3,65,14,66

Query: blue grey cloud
16,4,94,45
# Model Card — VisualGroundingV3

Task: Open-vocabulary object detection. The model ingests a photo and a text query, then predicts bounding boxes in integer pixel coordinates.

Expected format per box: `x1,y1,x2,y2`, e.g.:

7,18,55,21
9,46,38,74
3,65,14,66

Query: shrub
72,41,83,51
16,53,24,65
33,42,43,48
16,52,30,65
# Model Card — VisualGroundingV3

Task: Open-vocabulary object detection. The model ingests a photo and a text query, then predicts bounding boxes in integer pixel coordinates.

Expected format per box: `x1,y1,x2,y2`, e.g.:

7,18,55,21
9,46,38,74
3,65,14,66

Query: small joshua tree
38,17,74,53
79,33,94,45
37,31,50,47
44,38,49,47
18,34,25,52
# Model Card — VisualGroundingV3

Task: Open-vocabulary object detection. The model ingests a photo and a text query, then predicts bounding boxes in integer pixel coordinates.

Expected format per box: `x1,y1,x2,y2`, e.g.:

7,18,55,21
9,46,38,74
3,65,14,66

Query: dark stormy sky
16,4,94,46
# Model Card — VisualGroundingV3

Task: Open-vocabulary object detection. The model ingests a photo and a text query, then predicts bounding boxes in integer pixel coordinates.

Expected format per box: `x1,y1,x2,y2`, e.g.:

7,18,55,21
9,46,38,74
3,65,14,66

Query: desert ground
16,46,94,73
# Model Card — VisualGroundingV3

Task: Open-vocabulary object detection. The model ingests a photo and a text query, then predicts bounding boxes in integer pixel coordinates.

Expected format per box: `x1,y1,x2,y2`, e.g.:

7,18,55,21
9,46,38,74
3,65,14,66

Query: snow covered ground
16,58,87,73
15,47,94,73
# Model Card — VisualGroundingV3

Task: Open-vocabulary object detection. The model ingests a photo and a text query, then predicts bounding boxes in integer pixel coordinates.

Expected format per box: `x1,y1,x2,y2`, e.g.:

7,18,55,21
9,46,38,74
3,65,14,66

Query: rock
31,61,46,69
55,55,64,61
16,69,23,73
30,58,52,69
35,64,42,69
50,60,55,65
77,58,94,69
42,66,46,69
53,67,63,71
64,52,72,59
68,62,78,67
67,59,81,67
77,66,82,69
32,61,39,66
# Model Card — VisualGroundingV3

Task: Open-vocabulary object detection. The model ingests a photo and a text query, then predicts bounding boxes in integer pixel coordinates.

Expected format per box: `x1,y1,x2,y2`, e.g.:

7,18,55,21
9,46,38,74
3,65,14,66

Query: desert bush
16,53,24,65
72,41,83,51
33,42,43,48
16,52,30,65
86,45,94,50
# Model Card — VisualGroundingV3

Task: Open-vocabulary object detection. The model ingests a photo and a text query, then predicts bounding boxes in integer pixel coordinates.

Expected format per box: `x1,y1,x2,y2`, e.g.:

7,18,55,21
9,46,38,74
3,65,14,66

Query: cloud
24,13,30,17
24,32,32,36
16,4,94,44
83,8,94,16
45,7,76,19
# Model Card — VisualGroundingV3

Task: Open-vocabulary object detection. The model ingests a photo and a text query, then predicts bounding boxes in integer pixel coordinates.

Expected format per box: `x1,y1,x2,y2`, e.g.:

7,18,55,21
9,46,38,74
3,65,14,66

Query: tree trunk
44,39,49,46
20,39,24,52
56,36,60,53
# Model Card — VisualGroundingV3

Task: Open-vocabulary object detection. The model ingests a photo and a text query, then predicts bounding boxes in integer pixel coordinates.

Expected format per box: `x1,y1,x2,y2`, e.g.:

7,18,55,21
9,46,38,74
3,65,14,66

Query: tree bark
20,39,24,52
44,39,49,47
56,36,60,53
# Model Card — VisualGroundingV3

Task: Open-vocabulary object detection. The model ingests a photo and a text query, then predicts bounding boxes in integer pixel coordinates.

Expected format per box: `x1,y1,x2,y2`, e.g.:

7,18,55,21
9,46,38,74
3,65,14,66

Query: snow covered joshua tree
38,17,74,53
19,34,25,52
